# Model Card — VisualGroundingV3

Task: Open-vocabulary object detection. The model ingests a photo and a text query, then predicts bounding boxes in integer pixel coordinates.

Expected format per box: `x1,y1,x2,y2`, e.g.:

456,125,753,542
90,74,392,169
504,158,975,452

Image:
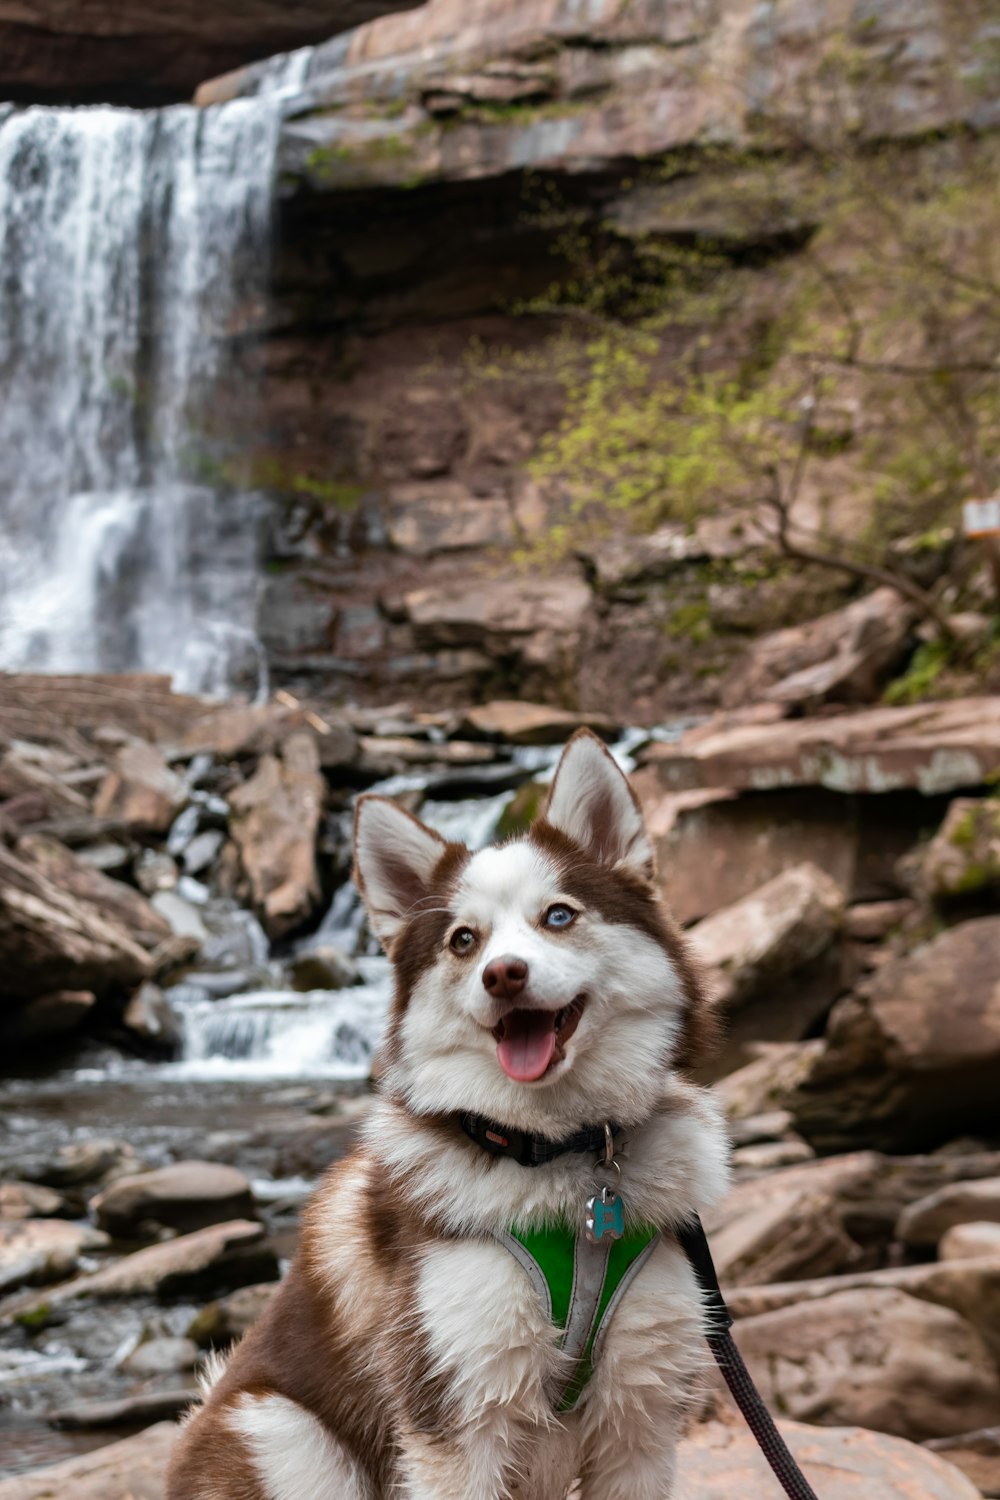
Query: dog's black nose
482,955,528,1000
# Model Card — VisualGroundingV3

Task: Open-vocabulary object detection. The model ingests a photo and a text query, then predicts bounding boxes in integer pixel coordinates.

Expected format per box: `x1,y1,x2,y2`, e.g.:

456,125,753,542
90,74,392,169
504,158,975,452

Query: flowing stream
0,52,311,694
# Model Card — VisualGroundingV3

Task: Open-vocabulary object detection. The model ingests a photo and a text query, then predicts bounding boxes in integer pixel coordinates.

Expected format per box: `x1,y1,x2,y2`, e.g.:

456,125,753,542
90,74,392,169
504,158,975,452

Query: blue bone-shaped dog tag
585,1186,624,1244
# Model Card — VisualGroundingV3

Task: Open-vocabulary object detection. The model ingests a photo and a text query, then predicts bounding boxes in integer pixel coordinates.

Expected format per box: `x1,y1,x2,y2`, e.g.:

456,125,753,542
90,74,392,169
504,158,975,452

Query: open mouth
491,996,586,1083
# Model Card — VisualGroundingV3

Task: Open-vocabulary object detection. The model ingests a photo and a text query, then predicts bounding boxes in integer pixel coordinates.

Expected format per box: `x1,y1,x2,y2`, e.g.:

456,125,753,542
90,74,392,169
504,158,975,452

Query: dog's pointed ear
542,729,655,881
353,795,448,948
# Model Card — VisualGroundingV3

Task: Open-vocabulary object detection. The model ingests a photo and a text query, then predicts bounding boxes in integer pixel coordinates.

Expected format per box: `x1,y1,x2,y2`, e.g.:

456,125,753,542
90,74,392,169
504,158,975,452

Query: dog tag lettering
585,1185,624,1244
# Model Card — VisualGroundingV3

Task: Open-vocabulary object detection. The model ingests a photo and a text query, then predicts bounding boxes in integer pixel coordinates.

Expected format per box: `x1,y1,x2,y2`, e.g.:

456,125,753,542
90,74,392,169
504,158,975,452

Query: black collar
460,1112,618,1168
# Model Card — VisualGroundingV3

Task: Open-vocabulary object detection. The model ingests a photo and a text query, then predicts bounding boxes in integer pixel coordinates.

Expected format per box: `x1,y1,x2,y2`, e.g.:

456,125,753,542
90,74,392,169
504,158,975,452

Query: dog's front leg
399,1240,563,1500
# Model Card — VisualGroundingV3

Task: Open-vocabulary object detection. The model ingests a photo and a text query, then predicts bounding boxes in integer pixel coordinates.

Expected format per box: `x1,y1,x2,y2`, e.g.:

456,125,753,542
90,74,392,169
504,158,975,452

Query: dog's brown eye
450,927,477,955
544,904,576,929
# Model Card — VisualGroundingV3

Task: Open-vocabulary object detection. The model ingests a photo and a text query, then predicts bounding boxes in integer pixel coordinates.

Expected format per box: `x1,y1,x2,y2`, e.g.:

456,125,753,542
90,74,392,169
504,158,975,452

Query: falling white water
0,57,309,693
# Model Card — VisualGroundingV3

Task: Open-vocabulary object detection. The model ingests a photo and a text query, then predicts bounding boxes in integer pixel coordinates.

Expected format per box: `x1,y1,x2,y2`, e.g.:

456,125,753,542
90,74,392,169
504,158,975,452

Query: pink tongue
497,1011,557,1082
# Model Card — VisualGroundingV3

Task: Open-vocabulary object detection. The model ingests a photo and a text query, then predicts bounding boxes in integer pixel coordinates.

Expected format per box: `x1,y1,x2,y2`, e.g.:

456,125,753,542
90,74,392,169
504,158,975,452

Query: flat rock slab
675,1419,981,1499
641,697,1000,796
0,1220,276,1322
457,701,618,744
0,1421,175,1500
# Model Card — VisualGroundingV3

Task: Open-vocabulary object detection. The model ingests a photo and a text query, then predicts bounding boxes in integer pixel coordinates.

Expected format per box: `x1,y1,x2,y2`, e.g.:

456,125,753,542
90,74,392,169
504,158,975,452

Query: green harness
495,1221,660,1411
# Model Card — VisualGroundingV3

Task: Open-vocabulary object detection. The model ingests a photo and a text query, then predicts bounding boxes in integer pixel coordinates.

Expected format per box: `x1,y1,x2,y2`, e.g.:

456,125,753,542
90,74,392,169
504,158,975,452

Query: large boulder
789,917,1000,1153
732,1287,1000,1442
675,1419,982,1500
92,1161,256,1238
228,731,325,939
15,834,171,950
633,777,858,925
689,862,845,1010
722,587,915,711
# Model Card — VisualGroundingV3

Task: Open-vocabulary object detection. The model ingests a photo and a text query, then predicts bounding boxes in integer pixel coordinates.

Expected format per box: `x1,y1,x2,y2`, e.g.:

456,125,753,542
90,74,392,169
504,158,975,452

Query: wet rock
0,841,151,1000
914,797,1000,901
722,587,915,710
121,982,182,1057
689,863,844,1010
49,1387,195,1430
732,1287,1000,1441
93,741,187,835
940,1222,1000,1261
458,701,618,745
187,1280,278,1346
150,889,207,944
0,1220,108,1294
0,1182,65,1220
0,1419,175,1500
229,731,324,939
92,1162,256,1239
181,828,225,877
789,918,1000,1153
674,1418,982,1500
632,778,858,926
897,1178,1000,1249
121,1335,199,1376
640,697,1000,797
0,989,95,1046
288,946,361,992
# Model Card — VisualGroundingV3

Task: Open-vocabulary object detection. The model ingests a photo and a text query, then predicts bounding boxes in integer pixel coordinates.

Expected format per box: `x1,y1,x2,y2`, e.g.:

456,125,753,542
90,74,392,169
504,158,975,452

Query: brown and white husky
167,730,729,1500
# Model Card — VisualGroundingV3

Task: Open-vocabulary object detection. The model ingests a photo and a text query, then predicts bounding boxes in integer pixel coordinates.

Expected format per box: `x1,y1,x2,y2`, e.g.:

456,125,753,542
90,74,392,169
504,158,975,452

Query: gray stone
122,1335,199,1377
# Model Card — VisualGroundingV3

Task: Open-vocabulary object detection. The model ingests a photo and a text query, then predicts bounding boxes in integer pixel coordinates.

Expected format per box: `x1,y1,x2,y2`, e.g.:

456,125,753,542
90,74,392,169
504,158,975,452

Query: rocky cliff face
188,0,1000,718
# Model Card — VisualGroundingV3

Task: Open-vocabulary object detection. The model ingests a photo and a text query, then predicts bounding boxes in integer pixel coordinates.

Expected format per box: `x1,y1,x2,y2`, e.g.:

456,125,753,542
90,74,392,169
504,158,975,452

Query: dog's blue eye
544,905,575,929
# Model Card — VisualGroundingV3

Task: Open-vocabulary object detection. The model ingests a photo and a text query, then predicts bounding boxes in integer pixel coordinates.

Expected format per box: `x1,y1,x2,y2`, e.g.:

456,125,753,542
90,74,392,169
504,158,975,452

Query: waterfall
0,56,309,694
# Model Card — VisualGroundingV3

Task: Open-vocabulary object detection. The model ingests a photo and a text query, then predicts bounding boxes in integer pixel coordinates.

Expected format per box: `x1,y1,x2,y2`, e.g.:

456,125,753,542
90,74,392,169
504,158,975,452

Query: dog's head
353,729,710,1134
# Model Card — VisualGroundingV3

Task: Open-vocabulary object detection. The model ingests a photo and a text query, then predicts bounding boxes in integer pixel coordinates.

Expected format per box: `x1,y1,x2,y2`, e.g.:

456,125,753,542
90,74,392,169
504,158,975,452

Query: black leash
677,1216,820,1500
